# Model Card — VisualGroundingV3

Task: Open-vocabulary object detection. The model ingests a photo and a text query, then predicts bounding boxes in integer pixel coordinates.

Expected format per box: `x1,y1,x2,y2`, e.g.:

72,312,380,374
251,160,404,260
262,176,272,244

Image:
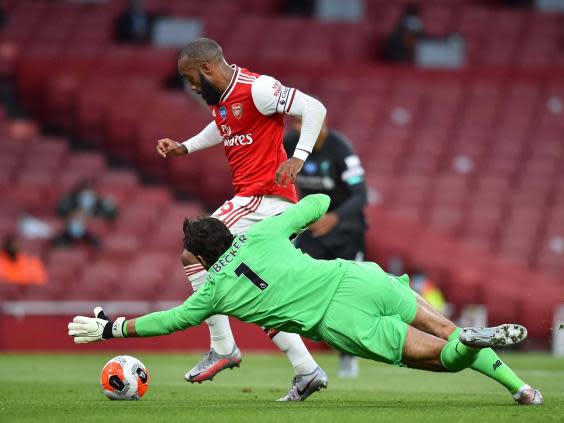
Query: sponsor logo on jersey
232,103,243,119
221,124,232,136
272,81,282,97
224,133,254,147
219,106,227,120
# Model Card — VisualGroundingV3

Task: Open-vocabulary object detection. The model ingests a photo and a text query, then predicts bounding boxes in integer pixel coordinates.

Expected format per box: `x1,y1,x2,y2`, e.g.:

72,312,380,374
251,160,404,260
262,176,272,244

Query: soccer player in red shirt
156,38,327,401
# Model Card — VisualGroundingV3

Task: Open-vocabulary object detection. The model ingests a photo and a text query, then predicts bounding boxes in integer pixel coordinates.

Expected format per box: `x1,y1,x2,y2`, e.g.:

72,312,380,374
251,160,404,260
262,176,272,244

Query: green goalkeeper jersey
134,194,350,340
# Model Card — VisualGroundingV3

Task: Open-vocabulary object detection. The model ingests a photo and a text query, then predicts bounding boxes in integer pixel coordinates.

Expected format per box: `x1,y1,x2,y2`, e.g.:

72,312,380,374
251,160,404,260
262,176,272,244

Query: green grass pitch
1,352,563,422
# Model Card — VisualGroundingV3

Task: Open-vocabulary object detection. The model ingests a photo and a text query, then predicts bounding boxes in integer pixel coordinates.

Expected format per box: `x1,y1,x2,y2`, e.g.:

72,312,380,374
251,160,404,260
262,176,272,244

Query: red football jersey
209,66,298,203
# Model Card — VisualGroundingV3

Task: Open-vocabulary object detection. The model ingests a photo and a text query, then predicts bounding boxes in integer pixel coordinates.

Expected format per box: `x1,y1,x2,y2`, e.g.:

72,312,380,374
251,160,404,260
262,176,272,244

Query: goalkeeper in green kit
68,194,543,405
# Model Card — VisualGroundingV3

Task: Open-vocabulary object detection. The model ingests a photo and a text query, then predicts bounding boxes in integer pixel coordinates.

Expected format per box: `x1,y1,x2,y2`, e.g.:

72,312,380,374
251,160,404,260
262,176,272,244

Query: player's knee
181,249,199,266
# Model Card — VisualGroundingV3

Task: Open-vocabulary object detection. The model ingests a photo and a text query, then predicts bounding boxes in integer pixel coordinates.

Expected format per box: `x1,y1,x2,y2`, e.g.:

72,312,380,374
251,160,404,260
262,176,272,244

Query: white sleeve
181,121,223,154
285,91,327,161
251,75,326,161
251,75,298,116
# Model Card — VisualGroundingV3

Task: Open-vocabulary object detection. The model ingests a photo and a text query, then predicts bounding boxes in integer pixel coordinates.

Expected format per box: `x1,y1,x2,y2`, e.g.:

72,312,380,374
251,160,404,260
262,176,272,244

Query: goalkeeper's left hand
68,307,126,344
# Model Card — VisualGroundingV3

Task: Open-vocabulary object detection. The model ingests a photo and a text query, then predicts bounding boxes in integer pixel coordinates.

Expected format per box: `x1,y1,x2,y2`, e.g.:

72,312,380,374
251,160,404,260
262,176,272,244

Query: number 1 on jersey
234,263,269,291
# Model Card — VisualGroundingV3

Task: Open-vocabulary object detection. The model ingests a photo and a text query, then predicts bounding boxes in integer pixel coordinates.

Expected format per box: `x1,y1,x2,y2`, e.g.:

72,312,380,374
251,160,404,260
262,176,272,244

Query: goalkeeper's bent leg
411,295,527,393
440,338,479,371
448,327,526,394
401,325,478,372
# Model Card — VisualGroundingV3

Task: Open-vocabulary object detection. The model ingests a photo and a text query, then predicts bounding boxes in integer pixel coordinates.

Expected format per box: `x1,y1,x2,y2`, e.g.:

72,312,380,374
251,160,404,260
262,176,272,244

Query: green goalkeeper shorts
317,261,417,366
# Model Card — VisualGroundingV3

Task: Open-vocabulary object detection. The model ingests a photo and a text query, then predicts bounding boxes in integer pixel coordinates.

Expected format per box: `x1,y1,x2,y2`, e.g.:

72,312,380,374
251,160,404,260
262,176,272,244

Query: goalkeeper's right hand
67,307,126,344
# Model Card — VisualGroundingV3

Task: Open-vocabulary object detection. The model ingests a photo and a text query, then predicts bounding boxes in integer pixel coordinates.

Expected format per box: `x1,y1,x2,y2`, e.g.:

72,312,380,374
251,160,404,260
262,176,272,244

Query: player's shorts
317,262,417,366
212,195,293,236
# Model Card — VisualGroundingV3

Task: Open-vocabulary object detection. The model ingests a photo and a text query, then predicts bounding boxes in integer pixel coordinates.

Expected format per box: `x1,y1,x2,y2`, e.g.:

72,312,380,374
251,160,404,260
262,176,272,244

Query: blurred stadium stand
0,0,563,349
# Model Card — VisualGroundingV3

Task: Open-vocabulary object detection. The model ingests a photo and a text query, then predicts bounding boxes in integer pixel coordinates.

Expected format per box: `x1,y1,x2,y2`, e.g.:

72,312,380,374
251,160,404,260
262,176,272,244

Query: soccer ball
100,355,149,400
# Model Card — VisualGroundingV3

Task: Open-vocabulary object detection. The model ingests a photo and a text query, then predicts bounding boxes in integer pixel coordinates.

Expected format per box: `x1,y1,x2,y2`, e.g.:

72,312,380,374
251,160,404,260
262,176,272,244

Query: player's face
179,60,222,106
197,71,222,105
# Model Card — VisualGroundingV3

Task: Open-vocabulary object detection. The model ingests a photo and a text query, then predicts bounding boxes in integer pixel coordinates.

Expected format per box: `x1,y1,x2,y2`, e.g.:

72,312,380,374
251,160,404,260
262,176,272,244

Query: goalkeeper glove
68,307,126,344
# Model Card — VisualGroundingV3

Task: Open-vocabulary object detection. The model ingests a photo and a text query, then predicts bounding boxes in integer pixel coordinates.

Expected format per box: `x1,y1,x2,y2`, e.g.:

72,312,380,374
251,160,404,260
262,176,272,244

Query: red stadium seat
113,211,158,237
99,234,142,263
98,169,138,188
75,78,124,144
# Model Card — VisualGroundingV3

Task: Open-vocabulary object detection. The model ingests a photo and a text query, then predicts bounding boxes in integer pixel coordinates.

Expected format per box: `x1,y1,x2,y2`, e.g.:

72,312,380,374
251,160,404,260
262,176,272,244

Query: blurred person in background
0,6,6,29
504,0,532,7
57,179,117,222
0,234,47,285
284,117,368,378
284,0,314,16
52,210,100,249
114,0,153,44
382,3,426,63
18,212,53,239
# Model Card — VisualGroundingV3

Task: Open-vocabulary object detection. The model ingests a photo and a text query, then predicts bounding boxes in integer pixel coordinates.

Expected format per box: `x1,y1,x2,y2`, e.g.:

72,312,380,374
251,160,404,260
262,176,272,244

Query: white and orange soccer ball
100,355,149,400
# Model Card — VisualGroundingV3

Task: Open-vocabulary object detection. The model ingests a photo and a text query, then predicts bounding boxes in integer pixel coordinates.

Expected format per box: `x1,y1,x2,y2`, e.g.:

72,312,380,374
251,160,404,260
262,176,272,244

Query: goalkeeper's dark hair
183,217,234,268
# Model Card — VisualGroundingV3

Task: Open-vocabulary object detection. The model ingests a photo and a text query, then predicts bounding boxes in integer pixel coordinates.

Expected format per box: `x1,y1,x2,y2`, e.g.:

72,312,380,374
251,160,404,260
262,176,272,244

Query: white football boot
277,367,328,401
185,346,241,383
514,387,544,405
459,324,527,348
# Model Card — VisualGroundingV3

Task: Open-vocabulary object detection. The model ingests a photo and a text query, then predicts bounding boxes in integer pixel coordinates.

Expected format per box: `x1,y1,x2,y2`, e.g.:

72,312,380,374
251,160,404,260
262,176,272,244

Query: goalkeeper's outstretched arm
68,284,215,343
253,193,331,239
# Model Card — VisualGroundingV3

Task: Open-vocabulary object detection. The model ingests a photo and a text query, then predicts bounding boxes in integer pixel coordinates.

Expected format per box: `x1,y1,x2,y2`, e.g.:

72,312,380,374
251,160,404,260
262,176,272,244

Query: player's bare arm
308,212,339,237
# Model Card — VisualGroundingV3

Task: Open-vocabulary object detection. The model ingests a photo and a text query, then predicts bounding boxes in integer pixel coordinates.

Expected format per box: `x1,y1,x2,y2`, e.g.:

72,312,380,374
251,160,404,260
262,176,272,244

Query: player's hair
183,217,234,268
179,38,223,64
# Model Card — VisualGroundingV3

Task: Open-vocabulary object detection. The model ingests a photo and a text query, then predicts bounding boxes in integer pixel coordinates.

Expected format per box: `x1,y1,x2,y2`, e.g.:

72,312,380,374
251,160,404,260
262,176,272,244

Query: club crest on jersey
219,106,227,120
232,103,243,119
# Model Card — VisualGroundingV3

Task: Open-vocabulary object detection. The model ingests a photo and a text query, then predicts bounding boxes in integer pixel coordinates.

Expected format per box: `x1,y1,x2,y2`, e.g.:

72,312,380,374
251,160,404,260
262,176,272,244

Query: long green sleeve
253,193,330,238
133,282,215,337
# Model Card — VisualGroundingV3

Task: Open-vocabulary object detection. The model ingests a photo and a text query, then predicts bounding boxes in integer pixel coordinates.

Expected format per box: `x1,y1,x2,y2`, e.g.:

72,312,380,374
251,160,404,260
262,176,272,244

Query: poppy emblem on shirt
219,106,227,120
232,103,243,119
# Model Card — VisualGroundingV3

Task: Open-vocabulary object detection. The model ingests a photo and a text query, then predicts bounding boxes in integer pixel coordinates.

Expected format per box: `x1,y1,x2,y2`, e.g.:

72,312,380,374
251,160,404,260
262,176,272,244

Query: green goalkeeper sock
449,328,525,394
440,339,479,371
